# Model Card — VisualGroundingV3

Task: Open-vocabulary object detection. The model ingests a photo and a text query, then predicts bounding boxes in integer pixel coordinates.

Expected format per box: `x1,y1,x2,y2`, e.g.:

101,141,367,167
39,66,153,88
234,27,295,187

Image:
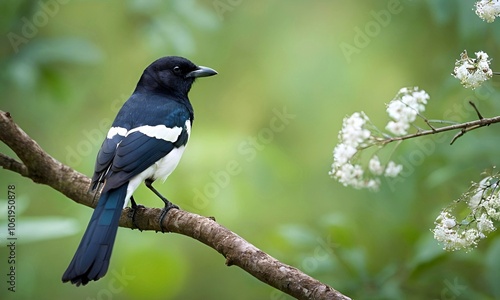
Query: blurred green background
2,1,500,299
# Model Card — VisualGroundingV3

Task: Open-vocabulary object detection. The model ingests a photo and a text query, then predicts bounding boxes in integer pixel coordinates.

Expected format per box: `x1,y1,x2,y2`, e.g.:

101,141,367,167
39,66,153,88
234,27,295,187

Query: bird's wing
101,108,191,192
90,128,127,191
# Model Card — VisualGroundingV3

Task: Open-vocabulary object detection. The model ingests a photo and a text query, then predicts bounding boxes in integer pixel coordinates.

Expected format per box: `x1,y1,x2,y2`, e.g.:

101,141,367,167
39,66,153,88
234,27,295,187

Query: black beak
186,66,218,78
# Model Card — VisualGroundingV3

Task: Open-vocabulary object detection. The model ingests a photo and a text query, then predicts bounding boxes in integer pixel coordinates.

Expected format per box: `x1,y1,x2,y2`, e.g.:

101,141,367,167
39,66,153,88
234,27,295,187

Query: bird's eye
173,66,181,74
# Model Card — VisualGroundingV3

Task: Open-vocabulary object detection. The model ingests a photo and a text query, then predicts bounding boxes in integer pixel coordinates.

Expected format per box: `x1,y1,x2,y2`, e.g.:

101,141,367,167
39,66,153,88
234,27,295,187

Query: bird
62,56,217,286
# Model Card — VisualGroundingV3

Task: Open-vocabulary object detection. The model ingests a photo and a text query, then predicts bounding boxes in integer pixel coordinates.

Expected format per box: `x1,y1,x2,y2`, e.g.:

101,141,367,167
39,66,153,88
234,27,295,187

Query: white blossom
433,174,500,251
479,189,500,220
339,112,371,147
384,161,403,177
332,143,357,167
475,0,500,23
443,217,456,229
330,111,404,190
366,179,381,191
432,212,482,252
385,87,429,135
453,50,493,89
332,163,365,188
330,112,372,189
369,155,384,175
476,213,495,233
385,120,409,136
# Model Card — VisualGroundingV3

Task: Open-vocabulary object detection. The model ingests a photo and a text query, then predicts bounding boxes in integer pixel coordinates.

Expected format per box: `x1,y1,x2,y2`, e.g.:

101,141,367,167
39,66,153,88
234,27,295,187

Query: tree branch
375,112,500,146
0,110,350,300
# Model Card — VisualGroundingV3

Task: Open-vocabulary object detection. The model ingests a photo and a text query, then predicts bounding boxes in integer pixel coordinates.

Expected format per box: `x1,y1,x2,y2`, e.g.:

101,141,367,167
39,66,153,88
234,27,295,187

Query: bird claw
158,202,179,233
128,204,145,231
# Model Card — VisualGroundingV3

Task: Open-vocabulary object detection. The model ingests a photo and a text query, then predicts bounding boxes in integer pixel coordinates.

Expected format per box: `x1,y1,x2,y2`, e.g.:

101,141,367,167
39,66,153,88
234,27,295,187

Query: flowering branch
452,50,492,89
433,172,500,251
330,87,431,190
329,3,500,251
475,0,500,23
376,107,500,146
428,2,500,251
329,86,500,192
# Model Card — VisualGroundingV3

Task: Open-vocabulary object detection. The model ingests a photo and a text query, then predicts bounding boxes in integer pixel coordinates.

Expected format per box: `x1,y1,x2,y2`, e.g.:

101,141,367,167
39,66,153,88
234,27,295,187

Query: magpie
62,56,217,286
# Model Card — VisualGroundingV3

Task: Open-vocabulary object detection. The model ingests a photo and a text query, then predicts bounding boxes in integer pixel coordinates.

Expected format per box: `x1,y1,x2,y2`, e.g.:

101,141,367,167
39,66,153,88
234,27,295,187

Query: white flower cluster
475,0,500,23
385,87,429,136
452,50,493,89
433,175,500,251
329,112,402,190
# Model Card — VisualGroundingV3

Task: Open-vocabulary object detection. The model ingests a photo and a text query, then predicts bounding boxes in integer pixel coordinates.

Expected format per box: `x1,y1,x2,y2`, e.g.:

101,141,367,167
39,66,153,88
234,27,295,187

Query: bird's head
137,56,217,97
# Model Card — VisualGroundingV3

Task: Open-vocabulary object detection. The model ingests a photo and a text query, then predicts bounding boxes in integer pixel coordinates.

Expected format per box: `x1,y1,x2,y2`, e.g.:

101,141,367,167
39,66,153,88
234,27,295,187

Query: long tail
62,183,128,286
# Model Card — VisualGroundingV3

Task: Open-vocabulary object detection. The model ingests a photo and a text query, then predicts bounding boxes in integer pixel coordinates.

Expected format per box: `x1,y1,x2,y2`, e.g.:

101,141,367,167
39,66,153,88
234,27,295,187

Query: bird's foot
129,197,145,231
158,201,179,233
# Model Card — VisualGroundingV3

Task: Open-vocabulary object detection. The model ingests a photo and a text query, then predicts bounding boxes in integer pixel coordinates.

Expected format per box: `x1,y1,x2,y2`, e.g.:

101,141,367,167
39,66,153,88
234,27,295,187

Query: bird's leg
128,196,145,231
145,179,179,233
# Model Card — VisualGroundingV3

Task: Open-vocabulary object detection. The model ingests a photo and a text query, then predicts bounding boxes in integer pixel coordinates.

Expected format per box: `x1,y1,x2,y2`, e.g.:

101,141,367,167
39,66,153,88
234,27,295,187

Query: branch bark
374,113,500,146
0,110,350,300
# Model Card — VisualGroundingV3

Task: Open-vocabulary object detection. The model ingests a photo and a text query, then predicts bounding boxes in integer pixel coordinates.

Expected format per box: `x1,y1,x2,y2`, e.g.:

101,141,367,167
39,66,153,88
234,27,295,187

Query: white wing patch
107,127,128,139
108,121,190,143
127,125,182,142
185,120,191,140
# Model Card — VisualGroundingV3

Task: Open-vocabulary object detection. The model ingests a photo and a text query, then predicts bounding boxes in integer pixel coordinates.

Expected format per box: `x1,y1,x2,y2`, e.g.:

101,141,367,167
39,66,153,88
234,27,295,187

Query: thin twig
418,112,437,132
0,153,28,177
426,119,460,125
376,115,500,146
468,101,484,120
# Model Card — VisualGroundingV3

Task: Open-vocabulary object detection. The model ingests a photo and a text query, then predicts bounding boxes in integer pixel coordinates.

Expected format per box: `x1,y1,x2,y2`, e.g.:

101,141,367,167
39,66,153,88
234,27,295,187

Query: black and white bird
62,56,217,286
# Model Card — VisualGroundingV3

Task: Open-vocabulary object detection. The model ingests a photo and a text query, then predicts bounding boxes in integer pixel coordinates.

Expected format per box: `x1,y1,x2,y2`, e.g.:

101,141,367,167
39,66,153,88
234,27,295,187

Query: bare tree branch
0,110,351,300
0,152,28,177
